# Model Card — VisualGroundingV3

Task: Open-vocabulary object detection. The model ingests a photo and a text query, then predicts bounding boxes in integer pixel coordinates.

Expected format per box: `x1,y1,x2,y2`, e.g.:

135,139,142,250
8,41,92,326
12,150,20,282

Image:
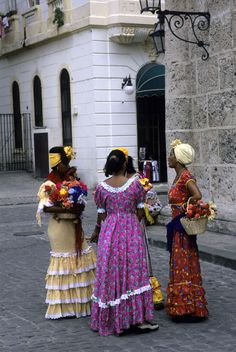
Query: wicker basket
180,216,208,235
180,198,208,235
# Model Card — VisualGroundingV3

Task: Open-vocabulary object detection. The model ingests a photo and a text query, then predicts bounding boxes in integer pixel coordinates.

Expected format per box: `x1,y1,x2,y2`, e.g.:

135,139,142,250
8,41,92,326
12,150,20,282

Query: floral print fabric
91,178,154,335
167,170,208,317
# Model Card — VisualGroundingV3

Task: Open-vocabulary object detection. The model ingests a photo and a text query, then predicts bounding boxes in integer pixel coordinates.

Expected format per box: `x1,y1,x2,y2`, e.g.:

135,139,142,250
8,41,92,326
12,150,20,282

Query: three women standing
37,142,208,329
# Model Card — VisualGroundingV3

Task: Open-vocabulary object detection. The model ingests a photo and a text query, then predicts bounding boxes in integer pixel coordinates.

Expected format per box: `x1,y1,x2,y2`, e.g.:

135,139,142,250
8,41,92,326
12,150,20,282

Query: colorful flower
185,200,217,221
46,179,88,209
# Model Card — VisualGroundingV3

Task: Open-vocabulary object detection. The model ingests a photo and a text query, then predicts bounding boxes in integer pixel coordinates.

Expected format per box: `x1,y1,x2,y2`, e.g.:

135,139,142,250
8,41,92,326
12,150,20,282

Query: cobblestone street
0,199,235,352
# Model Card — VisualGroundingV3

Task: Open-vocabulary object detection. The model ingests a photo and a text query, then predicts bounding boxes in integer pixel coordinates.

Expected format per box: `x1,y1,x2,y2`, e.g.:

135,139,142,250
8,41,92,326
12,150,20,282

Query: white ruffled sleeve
94,184,106,213
36,180,55,226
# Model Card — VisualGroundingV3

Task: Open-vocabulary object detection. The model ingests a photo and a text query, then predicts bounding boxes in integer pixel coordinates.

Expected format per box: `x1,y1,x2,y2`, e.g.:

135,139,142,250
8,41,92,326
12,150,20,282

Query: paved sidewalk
0,171,235,351
148,225,236,271
0,171,235,270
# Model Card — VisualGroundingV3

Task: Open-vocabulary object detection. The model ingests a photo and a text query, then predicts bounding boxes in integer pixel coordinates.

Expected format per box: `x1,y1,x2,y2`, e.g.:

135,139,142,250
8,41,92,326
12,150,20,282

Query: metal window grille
0,113,33,171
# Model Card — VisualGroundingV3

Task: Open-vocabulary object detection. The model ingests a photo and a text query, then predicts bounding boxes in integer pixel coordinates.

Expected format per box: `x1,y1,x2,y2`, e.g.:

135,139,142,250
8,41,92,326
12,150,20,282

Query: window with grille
28,0,40,7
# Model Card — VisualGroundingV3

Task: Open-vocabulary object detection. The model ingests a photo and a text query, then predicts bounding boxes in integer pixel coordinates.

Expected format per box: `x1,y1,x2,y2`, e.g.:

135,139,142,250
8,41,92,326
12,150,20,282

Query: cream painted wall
0,28,153,187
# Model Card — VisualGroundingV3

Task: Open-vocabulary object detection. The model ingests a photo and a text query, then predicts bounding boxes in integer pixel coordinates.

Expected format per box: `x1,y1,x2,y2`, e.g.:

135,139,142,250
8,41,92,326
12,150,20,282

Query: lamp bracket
122,77,128,89
140,0,211,61
122,75,132,89
161,10,210,60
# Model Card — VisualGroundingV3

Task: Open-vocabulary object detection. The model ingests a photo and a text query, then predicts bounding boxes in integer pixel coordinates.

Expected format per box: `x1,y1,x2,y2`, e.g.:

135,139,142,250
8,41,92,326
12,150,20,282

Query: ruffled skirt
166,230,208,317
90,213,154,335
45,216,96,319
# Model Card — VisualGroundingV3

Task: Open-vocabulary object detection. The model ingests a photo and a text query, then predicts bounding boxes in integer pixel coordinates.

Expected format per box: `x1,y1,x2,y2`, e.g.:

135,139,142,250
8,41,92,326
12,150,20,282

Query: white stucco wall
0,31,154,188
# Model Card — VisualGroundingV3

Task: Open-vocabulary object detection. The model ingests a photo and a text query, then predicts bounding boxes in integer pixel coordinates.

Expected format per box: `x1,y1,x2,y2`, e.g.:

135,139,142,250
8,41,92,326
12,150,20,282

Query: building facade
0,0,167,187
0,0,235,233
164,0,236,233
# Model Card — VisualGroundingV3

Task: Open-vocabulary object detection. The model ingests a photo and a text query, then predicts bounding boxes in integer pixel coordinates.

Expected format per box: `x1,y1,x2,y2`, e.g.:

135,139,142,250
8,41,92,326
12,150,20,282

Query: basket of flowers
180,199,217,235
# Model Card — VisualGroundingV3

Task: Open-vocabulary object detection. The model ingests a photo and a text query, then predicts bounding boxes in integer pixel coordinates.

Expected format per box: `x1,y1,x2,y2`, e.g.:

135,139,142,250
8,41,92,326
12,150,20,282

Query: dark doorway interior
34,132,49,178
137,95,167,182
60,69,72,146
33,75,43,127
12,81,22,149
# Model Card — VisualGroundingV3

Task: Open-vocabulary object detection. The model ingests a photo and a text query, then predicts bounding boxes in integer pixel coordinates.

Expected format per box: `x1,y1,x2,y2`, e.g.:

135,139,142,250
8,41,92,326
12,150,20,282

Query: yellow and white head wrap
112,147,129,161
49,146,75,169
170,139,195,165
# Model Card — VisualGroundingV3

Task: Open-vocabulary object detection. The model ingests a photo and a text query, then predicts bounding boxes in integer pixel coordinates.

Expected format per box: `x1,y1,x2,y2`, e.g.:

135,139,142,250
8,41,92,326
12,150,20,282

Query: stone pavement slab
0,202,235,352
0,172,235,351
0,171,42,205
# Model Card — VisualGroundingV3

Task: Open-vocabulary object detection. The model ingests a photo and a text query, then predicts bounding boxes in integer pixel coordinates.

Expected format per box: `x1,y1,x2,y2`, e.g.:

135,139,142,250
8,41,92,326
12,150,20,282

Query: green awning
136,63,165,98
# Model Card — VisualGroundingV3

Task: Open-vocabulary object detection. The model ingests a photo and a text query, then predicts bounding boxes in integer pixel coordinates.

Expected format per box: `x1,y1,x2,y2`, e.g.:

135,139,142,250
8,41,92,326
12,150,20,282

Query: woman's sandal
154,302,165,310
133,321,159,334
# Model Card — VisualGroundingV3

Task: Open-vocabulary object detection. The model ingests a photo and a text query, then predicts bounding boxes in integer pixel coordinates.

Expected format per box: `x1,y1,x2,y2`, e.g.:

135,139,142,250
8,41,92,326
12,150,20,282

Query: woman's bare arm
187,180,202,203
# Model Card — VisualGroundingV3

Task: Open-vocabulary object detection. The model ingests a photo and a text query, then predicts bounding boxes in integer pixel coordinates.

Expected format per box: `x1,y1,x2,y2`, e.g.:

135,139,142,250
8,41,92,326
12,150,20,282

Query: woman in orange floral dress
166,139,208,320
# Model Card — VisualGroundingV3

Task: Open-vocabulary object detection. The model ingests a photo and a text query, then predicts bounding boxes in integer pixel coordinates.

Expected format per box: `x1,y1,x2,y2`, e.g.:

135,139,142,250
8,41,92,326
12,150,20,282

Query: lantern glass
139,0,160,14
150,21,165,54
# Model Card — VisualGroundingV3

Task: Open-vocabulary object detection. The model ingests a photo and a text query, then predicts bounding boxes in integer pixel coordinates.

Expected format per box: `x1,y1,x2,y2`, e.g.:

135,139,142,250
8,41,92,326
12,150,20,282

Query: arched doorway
136,63,167,182
60,69,72,146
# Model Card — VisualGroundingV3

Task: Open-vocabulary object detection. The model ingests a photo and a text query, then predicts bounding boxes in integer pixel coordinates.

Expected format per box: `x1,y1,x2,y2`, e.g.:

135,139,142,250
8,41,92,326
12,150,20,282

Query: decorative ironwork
0,113,32,171
139,0,211,61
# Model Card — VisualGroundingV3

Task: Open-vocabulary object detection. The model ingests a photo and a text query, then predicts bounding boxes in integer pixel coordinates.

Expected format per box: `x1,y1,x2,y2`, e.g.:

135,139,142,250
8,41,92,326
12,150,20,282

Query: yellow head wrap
170,139,195,165
112,147,129,160
49,146,75,169
64,146,75,160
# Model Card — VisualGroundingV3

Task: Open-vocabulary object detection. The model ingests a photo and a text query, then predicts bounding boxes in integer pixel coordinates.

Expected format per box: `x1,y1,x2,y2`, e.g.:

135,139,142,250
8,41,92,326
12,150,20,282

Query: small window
28,0,40,7
33,75,43,127
8,0,17,11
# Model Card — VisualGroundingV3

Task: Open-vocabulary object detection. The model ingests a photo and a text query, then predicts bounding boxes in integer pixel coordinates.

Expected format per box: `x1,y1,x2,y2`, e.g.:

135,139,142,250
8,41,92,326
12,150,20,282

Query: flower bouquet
44,179,88,217
180,199,217,235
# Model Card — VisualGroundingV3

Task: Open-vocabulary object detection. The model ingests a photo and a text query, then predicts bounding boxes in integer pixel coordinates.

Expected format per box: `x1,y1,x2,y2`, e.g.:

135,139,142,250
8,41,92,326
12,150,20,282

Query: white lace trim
91,284,152,308
47,263,96,276
46,279,95,290
97,208,106,213
100,177,135,193
45,297,92,304
45,310,91,319
50,247,92,257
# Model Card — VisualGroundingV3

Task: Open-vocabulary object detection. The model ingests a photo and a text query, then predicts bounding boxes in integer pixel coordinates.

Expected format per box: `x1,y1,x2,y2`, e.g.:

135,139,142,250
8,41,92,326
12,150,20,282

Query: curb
148,237,236,271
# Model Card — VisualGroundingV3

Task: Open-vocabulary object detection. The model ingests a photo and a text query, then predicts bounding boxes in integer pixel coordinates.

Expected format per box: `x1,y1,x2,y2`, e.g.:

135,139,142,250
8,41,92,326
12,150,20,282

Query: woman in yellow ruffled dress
36,146,96,319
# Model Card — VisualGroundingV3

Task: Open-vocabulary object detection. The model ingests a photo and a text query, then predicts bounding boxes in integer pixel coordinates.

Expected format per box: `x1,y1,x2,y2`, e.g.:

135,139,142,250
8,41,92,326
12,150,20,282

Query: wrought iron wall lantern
139,0,211,61
121,75,135,95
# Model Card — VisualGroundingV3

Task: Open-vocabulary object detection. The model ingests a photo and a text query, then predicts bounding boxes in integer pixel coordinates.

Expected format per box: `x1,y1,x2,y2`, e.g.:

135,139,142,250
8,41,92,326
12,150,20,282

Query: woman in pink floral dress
91,149,158,336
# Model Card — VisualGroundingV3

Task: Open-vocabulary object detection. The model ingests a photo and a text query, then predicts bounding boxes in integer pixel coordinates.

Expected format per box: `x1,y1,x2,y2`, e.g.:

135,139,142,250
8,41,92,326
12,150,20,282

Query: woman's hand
69,204,85,215
43,204,85,215
137,208,145,221
90,226,100,243
43,206,69,214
